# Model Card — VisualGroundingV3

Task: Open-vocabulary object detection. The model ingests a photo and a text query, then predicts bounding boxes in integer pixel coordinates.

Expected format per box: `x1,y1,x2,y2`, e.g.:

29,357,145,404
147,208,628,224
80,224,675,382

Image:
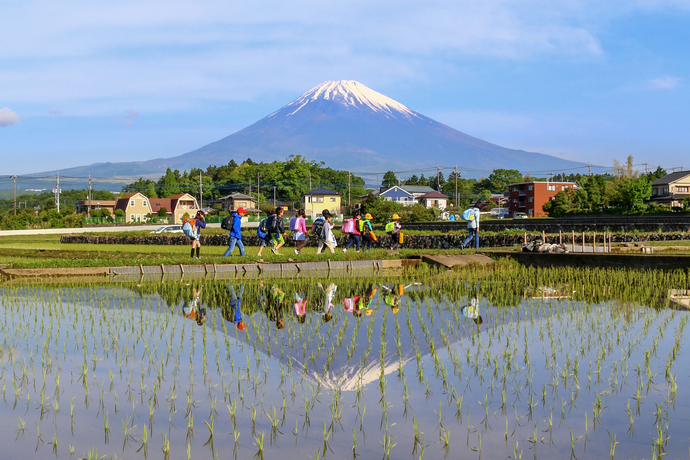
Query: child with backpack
292,209,308,255
256,210,275,257
385,213,402,250
222,207,247,257
316,212,337,254
183,210,206,258
359,213,374,252
342,211,362,253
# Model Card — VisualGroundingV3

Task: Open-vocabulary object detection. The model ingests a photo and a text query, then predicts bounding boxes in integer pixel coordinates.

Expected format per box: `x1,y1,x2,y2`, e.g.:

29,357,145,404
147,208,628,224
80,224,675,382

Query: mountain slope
36,80,586,179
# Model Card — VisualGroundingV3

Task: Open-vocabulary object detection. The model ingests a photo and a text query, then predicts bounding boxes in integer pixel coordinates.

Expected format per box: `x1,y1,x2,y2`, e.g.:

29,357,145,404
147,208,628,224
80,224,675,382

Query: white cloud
0,108,19,126
116,109,138,126
646,76,681,90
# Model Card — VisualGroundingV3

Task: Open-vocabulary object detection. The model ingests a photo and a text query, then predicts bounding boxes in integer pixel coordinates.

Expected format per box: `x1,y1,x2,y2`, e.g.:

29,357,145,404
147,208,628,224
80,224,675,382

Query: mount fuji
42,80,586,179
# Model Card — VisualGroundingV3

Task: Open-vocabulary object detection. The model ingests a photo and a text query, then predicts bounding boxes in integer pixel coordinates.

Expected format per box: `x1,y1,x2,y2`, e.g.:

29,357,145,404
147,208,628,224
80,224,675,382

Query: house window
315,197,324,203
512,198,517,203
663,187,669,194
528,185,533,191
652,188,658,196
562,186,569,190
547,185,556,191
330,197,336,202
143,201,147,207
528,209,534,215
130,214,134,221
677,186,688,193
528,197,533,203
130,200,135,206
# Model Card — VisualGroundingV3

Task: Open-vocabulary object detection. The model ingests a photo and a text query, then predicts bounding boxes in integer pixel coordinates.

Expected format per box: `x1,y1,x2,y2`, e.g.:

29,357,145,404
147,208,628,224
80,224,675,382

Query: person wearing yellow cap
385,213,402,250
359,213,374,252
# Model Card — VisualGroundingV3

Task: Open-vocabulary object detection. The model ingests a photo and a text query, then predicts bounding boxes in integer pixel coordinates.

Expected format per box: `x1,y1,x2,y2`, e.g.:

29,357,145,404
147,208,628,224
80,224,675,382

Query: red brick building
508,181,578,217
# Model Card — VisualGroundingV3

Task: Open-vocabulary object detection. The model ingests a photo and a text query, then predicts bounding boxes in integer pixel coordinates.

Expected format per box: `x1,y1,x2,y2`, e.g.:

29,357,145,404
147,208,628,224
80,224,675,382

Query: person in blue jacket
223,207,247,257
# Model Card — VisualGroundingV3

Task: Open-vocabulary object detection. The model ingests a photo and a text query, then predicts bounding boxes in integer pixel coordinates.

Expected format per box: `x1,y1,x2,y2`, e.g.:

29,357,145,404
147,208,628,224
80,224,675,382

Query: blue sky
1,0,689,175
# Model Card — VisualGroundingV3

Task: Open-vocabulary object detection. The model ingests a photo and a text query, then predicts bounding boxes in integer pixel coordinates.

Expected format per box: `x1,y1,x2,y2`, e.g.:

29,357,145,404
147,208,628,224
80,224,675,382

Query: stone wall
61,231,690,249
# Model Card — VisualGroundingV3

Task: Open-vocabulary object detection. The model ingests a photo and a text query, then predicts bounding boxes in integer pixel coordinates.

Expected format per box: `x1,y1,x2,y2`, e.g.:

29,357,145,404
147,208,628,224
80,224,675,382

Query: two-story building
375,186,416,205
417,191,449,210
149,193,199,223
75,200,117,217
304,188,341,220
115,192,153,223
649,171,690,208
219,192,258,212
508,181,579,217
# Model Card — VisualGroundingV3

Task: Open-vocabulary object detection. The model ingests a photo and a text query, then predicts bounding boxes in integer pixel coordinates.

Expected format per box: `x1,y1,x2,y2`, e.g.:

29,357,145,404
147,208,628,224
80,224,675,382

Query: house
75,200,117,217
417,191,449,210
115,192,152,223
149,193,199,223
649,171,690,208
219,193,258,212
375,186,416,205
304,188,341,220
507,181,579,217
398,185,436,199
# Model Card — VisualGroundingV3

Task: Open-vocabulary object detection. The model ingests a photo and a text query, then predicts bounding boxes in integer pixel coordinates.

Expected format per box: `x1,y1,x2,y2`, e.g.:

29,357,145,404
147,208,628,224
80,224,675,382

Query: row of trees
122,155,367,208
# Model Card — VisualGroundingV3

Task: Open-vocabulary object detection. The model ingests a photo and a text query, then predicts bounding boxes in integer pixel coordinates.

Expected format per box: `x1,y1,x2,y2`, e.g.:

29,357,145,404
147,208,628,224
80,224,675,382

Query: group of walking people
182,204,483,258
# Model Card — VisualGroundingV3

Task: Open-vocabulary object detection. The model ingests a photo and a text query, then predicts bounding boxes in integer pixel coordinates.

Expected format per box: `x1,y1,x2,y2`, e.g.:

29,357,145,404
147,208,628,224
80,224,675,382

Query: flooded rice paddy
1,266,689,459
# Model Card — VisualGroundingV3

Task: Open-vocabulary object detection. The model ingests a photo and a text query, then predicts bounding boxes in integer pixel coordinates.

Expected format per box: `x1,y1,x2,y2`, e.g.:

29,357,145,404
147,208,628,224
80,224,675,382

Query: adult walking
461,206,481,249
222,207,247,257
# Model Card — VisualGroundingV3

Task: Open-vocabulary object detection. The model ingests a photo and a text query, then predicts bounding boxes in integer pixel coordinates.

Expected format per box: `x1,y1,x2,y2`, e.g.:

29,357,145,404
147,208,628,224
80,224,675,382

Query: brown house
75,200,117,217
649,171,690,208
508,181,579,217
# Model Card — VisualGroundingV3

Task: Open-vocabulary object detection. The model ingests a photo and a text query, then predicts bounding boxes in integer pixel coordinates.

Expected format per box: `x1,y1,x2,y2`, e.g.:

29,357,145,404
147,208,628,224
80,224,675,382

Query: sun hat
391,214,401,220
237,321,247,331
364,213,373,220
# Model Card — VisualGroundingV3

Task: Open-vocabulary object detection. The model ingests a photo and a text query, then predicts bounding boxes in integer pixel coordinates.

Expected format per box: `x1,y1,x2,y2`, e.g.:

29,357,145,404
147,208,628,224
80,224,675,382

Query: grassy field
0,233,489,269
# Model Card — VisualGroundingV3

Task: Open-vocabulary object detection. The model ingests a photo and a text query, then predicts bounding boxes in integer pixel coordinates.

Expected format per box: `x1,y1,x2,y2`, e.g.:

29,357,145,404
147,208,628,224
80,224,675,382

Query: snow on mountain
274,80,421,121
32,80,587,180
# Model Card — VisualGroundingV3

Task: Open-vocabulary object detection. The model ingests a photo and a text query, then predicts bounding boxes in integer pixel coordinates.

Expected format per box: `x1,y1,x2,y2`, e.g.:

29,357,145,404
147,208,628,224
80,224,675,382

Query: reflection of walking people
225,284,246,330
293,292,308,323
461,297,483,325
182,287,207,326
222,207,247,257
317,283,337,322
262,285,286,329
462,207,480,250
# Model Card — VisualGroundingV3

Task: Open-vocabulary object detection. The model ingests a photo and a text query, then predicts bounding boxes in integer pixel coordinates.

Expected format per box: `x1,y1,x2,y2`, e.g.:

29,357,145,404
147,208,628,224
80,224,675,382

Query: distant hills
34,80,586,182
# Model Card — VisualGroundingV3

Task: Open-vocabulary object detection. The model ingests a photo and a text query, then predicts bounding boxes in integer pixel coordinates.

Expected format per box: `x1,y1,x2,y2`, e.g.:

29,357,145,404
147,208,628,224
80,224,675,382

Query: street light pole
11,174,17,215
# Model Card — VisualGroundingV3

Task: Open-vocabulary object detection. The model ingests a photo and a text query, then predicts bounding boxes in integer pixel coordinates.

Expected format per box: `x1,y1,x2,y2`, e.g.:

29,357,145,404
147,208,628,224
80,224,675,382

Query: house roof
377,186,413,197
418,191,449,199
401,185,435,194
305,188,339,196
115,192,147,211
78,200,117,206
149,198,173,212
652,171,690,186
219,192,255,201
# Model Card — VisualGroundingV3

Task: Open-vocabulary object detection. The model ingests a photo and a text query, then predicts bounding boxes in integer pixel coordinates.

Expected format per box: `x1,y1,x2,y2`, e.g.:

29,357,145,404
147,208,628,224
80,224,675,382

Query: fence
83,216,174,225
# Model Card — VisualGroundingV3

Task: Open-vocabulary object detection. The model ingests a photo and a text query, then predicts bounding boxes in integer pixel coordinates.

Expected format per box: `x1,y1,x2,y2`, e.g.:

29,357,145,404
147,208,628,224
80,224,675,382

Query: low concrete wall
491,251,690,270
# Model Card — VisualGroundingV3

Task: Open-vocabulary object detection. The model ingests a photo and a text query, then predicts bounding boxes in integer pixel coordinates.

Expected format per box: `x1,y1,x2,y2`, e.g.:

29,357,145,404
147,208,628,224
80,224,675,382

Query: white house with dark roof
649,171,690,208
417,191,449,210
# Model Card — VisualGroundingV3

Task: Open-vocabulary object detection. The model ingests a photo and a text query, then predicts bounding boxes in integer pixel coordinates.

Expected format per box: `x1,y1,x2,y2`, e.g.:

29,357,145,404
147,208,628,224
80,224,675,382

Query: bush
114,209,125,217
158,207,168,217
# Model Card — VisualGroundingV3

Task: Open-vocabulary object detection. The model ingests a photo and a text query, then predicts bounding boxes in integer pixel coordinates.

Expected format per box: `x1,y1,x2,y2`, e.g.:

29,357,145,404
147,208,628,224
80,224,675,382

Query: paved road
0,223,220,236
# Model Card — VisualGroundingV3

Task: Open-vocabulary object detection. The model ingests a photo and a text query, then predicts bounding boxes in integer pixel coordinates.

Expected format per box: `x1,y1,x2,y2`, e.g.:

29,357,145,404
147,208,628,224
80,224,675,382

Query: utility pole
643,163,649,175
199,172,203,209
348,170,351,212
87,175,92,218
273,186,276,207
257,173,260,219
11,174,17,215
588,164,592,176
309,171,312,191
53,174,61,213
455,165,458,209
437,165,441,192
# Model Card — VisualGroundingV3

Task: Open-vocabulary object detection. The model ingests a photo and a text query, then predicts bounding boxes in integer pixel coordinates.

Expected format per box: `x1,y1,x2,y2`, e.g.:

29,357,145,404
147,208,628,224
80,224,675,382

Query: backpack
266,214,278,232
221,214,235,231
312,217,325,238
182,219,196,238
289,216,298,231
385,221,395,233
341,218,356,234
461,208,473,221
257,218,268,239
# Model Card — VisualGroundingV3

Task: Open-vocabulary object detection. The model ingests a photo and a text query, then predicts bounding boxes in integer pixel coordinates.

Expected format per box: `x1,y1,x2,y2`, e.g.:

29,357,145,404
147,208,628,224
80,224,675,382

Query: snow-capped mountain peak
277,80,421,120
